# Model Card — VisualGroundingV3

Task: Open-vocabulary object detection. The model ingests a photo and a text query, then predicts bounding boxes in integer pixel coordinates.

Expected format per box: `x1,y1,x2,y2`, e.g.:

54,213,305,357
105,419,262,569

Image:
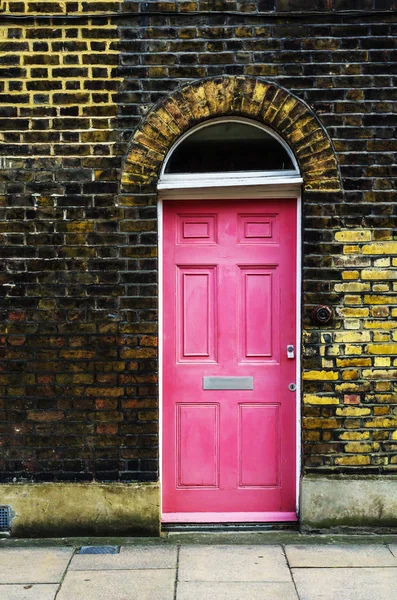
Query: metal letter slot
203,376,254,390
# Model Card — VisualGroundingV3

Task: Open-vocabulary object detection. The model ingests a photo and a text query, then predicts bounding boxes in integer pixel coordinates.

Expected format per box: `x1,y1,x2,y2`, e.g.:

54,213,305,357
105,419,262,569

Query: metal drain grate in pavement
78,546,120,555
0,506,11,532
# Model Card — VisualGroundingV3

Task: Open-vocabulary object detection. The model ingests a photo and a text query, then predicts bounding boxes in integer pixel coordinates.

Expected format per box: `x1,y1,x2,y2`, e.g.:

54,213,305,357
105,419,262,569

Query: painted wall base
301,475,397,531
0,482,160,537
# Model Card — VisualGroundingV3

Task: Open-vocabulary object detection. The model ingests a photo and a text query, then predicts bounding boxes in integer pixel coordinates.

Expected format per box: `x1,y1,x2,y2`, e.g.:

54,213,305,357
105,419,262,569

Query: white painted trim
159,182,302,201
159,173,302,191
160,116,301,177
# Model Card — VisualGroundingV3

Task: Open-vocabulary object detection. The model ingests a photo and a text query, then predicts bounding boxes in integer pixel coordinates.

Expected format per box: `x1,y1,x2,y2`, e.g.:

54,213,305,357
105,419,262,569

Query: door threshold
162,522,299,533
162,512,298,523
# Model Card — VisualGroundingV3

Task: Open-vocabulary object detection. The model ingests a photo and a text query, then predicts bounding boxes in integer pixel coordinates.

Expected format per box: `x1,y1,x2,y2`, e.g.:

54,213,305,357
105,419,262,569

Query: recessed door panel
163,199,297,521
239,267,278,362
177,267,217,362
177,403,219,488
238,403,280,488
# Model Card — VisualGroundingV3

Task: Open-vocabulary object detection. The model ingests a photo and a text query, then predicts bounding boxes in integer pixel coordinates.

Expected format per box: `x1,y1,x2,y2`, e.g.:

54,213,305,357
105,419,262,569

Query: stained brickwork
0,1,396,482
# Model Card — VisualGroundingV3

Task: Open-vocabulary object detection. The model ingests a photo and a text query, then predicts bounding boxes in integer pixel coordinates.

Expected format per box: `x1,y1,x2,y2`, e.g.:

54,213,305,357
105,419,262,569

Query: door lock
288,383,297,392
287,345,295,359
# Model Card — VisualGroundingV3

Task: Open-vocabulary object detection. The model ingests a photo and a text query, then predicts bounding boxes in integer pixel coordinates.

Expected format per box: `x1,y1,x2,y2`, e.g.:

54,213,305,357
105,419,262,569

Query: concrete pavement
0,534,397,599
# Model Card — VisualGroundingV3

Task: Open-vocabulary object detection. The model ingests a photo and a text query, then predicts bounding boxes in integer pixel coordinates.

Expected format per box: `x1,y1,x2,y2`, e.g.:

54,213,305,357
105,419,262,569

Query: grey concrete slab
69,544,177,570
177,581,299,600
285,544,397,567
57,569,175,600
0,585,58,600
301,475,397,529
293,567,397,600
0,548,73,584
178,545,290,582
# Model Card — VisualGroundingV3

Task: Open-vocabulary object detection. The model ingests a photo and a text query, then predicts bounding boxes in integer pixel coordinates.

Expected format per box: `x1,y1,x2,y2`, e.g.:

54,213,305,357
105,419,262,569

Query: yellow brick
342,271,359,280
335,230,371,242
365,417,397,428
375,381,391,391
303,431,321,441
372,306,390,317
373,331,391,342
364,295,397,305
372,284,390,292
362,242,397,255
344,245,360,254
373,406,390,415
374,357,391,366
334,331,370,343
393,258,397,266
345,442,374,453
342,369,359,380
335,456,370,466
334,282,370,292
345,345,363,355
367,344,397,355
364,321,397,329
344,319,360,330
303,418,339,429
362,369,397,379
336,358,371,367
392,331,397,342
336,407,371,416
322,359,334,368
392,430,397,440
361,269,397,280
344,295,362,305
303,370,339,381
339,431,370,440
338,308,369,318
374,258,391,267
303,394,339,405
336,382,370,393
344,418,362,429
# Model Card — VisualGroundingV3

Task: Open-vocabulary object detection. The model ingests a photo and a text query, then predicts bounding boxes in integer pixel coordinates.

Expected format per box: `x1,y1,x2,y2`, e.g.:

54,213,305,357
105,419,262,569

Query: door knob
287,345,294,359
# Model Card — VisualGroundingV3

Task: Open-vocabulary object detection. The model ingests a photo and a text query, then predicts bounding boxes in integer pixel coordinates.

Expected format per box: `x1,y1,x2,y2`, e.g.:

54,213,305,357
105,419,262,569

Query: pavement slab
69,545,178,570
0,585,58,600
178,545,291,582
293,567,397,600
57,569,175,600
176,581,299,599
285,544,397,567
0,548,73,584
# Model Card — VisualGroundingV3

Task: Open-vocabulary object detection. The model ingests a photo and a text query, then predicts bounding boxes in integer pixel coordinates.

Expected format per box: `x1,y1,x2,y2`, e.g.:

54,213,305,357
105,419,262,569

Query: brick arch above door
121,75,341,194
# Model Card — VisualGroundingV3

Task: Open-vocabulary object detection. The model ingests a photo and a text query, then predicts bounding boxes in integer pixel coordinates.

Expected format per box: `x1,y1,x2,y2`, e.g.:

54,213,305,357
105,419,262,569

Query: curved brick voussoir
122,75,342,194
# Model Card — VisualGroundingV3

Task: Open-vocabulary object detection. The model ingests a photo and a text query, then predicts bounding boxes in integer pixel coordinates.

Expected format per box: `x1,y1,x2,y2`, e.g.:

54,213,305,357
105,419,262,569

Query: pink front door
162,199,297,522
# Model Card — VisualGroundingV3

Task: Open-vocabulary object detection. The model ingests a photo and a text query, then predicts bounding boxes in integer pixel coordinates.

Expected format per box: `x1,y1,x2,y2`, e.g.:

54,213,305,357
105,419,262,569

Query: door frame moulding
158,178,302,524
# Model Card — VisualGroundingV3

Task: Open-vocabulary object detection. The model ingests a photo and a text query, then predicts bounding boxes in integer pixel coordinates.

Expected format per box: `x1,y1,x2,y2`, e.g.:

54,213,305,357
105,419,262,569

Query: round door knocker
312,305,333,325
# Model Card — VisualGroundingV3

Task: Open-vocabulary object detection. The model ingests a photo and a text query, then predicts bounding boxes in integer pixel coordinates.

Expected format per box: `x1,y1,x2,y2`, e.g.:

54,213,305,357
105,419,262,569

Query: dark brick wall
0,1,396,482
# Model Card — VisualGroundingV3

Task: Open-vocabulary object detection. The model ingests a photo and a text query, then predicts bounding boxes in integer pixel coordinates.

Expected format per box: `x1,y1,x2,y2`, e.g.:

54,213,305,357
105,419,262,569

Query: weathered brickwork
0,1,396,482
303,233,397,471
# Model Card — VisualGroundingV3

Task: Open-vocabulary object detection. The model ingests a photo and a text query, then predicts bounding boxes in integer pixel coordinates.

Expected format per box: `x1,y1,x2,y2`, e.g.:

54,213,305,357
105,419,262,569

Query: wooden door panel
177,403,219,488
